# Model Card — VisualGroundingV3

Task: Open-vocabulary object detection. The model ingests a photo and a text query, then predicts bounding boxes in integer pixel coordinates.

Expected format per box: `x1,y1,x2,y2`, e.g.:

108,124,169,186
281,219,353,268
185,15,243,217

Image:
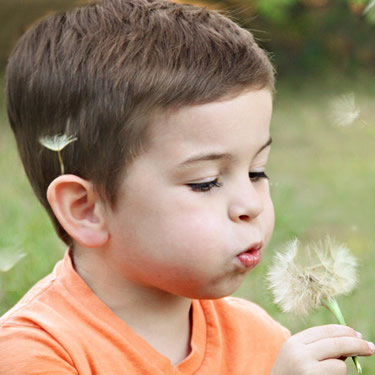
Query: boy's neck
72,247,192,365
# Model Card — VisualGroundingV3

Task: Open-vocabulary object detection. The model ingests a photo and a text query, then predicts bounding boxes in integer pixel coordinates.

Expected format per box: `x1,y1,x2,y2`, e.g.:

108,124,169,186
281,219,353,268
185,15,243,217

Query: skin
271,325,374,374
100,88,275,301
47,88,374,368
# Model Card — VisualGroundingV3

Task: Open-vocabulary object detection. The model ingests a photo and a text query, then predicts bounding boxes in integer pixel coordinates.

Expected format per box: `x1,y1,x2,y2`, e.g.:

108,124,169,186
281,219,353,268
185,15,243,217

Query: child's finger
292,324,358,344
316,358,347,374
309,337,374,361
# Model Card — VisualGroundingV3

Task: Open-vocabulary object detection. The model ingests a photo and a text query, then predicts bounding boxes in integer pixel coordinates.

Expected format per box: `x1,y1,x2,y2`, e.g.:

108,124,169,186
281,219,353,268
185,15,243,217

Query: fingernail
368,342,375,352
356,331,363,338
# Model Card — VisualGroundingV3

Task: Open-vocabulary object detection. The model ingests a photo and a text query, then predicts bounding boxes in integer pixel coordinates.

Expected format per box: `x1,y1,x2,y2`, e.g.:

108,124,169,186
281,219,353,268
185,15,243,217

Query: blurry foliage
210,0,375,76
0,0,375,76
0,0,87,70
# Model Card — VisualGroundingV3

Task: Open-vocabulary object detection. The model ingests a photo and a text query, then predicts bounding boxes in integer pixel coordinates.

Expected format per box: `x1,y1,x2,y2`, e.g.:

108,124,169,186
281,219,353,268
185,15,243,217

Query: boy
1,0,373,373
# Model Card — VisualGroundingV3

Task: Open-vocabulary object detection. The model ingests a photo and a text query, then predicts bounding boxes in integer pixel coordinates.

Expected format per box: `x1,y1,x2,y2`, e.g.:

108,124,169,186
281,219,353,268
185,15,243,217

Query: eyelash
249,171,269,182
188,179,222,192
187,172,269,192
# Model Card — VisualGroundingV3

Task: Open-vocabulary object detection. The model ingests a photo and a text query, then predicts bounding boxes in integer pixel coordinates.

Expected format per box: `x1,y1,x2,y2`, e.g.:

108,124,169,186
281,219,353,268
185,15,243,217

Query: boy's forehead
143,89,273,159
150,88,272,131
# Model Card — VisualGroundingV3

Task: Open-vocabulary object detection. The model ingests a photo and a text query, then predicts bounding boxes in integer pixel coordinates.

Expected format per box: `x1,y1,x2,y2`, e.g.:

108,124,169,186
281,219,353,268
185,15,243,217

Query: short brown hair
6,0,274,245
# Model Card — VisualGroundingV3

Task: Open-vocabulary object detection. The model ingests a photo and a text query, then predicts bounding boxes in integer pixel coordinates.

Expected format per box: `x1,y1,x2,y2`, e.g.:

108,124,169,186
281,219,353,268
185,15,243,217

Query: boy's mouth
236,242,262,269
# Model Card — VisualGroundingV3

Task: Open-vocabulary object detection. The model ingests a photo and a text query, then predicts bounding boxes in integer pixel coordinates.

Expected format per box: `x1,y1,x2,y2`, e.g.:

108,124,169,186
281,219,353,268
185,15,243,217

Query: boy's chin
180,277,246,300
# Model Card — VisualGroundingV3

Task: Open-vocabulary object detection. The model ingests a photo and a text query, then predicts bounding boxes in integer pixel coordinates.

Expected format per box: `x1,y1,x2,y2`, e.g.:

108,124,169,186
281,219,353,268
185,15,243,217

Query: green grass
1,74,375,373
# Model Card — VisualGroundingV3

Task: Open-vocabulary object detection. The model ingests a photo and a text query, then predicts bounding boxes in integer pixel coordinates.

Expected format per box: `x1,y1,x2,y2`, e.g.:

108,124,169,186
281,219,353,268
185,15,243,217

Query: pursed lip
236,242,263,269
237,241,263,255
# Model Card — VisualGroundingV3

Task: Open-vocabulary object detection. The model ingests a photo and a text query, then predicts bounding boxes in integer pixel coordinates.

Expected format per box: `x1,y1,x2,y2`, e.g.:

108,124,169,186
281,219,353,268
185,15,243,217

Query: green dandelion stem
324,299,362,374
57,150,64,175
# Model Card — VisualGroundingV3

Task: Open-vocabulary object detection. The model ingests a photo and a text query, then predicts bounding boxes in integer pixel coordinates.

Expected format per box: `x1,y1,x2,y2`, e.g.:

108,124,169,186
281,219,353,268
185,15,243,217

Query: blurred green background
1,0,375,75
1,1,375,374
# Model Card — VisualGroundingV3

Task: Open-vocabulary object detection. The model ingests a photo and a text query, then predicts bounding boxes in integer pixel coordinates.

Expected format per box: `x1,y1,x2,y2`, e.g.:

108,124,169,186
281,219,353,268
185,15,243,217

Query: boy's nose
227,180,264,222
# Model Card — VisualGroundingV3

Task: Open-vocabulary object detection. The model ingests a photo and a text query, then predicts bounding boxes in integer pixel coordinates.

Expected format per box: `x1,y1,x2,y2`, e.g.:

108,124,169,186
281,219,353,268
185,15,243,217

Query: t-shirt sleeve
0,324,78,374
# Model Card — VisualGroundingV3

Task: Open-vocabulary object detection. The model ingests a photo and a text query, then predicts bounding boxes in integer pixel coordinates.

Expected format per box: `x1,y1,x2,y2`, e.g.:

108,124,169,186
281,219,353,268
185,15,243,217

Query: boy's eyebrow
178,136,272,166
178,152,233,167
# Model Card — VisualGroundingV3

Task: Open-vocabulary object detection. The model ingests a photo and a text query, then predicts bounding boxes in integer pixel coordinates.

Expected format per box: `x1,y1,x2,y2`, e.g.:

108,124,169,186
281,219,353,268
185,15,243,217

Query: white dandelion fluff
39,134,77,174
329,92,362,127
0,247,27,273
267,237,357,315
364,0,375,14
39,134,78,152
267,236,362,373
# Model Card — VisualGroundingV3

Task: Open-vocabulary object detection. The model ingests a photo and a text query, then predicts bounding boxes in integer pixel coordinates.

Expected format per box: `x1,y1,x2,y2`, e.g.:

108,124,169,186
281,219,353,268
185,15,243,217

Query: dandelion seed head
329,92,361,127
267,236,358,315
39,134,78,152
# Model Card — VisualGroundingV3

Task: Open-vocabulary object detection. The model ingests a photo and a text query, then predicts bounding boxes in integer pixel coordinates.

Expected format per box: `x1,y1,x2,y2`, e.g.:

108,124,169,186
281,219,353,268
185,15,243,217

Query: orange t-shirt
0,251,289,374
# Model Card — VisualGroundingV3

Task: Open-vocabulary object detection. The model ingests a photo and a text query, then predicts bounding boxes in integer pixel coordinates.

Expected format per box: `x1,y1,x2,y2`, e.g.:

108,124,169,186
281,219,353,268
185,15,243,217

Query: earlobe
47,175,109,248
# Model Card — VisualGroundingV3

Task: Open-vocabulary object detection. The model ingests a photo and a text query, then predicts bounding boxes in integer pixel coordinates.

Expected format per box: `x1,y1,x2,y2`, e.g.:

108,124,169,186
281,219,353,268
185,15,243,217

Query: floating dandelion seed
329,92,365,127
0,247,27,273
364,0,375,14
267,236,362,373
39,134,77,174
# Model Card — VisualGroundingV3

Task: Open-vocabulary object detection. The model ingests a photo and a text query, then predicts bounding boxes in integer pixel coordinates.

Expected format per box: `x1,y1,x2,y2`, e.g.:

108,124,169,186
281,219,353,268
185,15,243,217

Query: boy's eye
187,179,222,192
249,171,268,182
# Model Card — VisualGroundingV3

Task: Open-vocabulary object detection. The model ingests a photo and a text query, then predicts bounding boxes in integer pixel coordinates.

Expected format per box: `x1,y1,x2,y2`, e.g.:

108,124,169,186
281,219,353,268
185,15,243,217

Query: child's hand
270,324,375,375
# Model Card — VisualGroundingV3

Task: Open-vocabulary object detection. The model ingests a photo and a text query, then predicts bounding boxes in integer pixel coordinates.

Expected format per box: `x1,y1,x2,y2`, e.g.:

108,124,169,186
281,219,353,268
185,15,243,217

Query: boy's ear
47,175,109,248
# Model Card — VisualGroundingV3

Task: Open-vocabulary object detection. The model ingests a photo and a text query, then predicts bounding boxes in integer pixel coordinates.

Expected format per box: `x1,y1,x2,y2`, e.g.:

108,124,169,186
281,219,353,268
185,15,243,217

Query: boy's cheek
258,197,275,248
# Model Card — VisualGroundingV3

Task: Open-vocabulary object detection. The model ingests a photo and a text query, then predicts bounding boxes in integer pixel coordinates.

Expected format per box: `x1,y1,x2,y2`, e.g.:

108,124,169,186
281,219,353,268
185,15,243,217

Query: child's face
105,88,274,299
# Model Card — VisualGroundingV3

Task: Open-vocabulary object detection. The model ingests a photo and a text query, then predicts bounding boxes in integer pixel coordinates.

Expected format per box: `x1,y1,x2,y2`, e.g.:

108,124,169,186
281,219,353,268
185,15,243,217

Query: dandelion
329,92,366,127
267,237,357,315
39,134,77,174
364,0,375,15
0,246,27,303
267,236,362,373
0,247,27,273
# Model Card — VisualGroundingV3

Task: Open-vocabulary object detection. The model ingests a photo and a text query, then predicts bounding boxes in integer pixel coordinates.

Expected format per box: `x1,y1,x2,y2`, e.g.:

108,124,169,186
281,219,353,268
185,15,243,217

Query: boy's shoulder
0,260,62,328
0,250,99,339
0,254,80,373
0,250,98,355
